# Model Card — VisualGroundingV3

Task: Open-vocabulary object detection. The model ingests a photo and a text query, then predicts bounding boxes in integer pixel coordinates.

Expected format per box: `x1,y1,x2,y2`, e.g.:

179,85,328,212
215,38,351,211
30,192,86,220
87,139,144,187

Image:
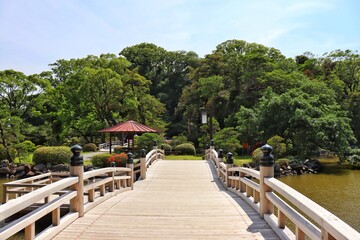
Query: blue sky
1,0,359,75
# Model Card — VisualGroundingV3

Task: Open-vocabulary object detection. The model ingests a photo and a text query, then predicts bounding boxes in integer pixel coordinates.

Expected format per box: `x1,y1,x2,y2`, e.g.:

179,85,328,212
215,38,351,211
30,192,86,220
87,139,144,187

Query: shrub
33,146,71,166
267,135,286,160
135,133,163,152
174,143,196,155
114,146,123,153
107,153,127,167
83,143,97,152
161,143,172,152
0,145,16,160
251,147,262,165
92,153,113,168
170,135,188,148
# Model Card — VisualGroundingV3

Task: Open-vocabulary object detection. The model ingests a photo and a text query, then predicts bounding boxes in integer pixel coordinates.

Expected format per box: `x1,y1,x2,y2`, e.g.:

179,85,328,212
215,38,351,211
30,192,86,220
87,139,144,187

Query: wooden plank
54,160,279,240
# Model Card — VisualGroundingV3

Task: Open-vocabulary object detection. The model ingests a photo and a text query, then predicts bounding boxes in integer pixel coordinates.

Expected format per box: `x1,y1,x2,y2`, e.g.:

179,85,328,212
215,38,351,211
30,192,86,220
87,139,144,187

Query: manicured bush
174,143,196,155
83,143,97,152
170,135,188,148
114,146,123,154
92,153,113,168
32,146,71,166
251,147,262,165
161,143,172,152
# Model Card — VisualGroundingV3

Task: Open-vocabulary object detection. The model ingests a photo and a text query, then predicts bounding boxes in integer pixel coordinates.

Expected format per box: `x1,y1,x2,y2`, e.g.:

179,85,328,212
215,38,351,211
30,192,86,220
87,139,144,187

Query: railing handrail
265,177,360,240
205,148,360,240
0,176,78,222
0,164,133,240
3,172,52,185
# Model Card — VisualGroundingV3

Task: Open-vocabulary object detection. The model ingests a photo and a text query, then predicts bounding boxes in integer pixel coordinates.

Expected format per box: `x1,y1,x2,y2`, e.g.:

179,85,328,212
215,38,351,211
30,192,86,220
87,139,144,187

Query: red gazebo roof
99,120,158,133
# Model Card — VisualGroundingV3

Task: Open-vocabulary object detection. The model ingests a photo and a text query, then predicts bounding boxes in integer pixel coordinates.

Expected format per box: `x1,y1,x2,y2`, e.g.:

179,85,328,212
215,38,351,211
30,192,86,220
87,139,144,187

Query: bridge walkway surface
53,160,279,239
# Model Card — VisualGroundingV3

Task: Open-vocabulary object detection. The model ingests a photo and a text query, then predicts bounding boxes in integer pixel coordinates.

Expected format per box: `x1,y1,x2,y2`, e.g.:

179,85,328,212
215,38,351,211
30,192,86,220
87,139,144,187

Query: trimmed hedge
92,153,113,168
161,143,172,152
83,143,97,152
32,146,71,166
174,143,196,155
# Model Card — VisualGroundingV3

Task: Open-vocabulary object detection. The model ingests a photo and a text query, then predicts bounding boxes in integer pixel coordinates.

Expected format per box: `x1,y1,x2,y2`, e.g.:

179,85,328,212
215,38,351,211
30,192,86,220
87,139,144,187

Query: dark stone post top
260,144,274,167
127,152,134,164
218,149,224,158
140,149,146,158
70,144,83,166
226,152,233,165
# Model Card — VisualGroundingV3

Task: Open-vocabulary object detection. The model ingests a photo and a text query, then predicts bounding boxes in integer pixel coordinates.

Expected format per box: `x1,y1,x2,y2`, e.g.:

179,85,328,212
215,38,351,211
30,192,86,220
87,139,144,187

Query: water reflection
279,161,360,232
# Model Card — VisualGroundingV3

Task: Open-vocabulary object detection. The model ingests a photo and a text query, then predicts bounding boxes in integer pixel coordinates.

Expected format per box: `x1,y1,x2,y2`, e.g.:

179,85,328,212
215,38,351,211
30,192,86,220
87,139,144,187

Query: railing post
226,152,233,188
161,144,165,160
127,152,134,189
2,185,8,204
153,141,158,161
217,149,224,176
140,149,146,180
259,144,274,218
70,144,84,217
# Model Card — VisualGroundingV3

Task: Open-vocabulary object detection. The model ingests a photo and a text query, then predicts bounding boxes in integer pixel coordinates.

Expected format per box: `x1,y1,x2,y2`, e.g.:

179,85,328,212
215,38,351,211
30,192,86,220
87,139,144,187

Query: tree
213,127,241,154
257,82,356,159
121,43,199,136
0,70,49,161
48,54,166,144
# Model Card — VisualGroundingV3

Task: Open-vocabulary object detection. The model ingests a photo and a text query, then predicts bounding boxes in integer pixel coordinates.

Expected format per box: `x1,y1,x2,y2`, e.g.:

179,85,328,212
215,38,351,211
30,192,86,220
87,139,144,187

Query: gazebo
99,120,158,153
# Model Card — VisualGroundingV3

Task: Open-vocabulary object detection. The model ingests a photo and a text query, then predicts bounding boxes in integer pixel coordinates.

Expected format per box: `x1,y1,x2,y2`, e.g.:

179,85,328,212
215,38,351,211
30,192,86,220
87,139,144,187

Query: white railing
0,166,132,240
98,140,122,150
206,148,360,240
140,148,165,180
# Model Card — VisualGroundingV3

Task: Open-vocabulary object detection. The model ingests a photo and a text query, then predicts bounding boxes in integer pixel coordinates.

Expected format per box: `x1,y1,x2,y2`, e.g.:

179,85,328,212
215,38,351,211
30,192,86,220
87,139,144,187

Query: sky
1,0,359,75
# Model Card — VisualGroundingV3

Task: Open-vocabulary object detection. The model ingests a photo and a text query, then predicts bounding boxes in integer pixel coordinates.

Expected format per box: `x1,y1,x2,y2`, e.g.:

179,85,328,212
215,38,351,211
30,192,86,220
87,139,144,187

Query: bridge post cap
260,144,273,154
226,152,233,164
153,141,157,147
210,139,214,146
70,144,83,166
70,144,83,153
260,144,274,167
127,152,134,164
205,144,209,149
140,149,146,158
218,149,224,158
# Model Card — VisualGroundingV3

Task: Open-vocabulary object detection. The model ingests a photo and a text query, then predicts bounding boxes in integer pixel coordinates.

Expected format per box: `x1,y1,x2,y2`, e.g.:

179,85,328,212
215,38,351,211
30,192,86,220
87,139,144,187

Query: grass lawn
165,154,252,166
165,155,203,160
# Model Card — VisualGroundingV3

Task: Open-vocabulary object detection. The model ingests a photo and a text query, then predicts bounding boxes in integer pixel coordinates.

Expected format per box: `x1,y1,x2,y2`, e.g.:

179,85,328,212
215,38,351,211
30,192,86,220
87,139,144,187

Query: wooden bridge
1,146,360,240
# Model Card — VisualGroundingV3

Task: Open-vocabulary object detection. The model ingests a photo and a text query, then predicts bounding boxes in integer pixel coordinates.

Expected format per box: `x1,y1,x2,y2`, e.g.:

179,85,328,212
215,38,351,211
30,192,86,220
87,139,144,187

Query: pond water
279,161,360,232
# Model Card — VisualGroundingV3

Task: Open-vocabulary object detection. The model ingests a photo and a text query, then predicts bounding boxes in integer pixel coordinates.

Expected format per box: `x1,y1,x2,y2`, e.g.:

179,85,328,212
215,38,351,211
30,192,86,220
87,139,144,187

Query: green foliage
83,143,97,152
135,133,163,152
251,147,263,165
0,145,16,160
92,153,113,168
267,135,286,160
170,135,188,148
213,127,241,154
14,140,36,161
348,155,360,168
161,143,172,152
174,143,196,155
32,146,71,166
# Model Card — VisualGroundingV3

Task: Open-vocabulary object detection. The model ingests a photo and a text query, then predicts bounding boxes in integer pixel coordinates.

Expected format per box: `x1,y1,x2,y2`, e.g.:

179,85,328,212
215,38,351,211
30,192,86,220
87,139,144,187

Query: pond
279,160,360,232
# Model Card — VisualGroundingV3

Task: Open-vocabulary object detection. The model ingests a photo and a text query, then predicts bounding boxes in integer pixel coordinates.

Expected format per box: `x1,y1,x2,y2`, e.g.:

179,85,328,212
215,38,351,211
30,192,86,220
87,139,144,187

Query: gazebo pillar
109,132,112,154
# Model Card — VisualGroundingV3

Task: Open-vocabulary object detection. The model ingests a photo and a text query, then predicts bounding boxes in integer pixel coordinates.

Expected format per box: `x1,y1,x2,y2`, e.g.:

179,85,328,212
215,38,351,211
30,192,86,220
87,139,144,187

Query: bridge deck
53,160,279,239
